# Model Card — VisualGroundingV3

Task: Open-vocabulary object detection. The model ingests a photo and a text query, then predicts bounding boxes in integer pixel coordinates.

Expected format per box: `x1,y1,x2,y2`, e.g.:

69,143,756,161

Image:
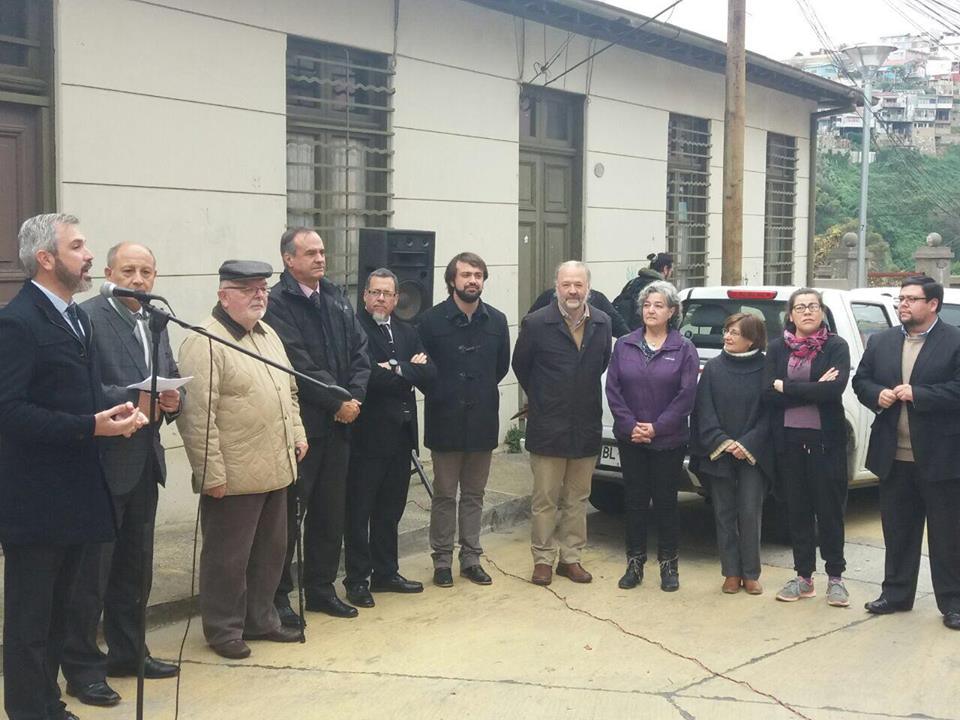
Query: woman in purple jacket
605,280,699,592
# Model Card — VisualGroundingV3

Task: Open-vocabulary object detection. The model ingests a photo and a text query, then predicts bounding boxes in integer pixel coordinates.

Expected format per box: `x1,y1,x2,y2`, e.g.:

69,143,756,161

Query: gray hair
365,267,399,293
106,242,156,269
18,213,80,278
637,280,682,326
555,260,591,285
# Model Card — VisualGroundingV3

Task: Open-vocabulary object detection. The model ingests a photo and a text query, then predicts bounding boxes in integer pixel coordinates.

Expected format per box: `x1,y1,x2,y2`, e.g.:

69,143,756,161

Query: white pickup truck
590,286,903,515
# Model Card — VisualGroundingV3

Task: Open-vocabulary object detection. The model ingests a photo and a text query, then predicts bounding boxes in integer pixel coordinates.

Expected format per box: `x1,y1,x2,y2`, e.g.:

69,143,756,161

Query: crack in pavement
481,555,816,720
673,693,955,720
673,614,878,696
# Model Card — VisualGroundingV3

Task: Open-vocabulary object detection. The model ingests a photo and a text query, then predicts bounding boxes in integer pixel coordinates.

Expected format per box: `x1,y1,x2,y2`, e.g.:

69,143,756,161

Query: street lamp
842,44,895,287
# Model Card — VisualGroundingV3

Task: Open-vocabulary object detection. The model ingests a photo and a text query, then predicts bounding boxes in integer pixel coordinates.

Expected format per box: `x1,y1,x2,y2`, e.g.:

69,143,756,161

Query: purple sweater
605,327,700,449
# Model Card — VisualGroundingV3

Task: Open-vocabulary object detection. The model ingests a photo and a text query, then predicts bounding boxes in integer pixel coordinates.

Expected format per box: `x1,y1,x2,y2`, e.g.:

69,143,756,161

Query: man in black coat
61,243,182,708
265,227,371,622
342,268,437,608
417,252,510,588
0,213,145,720
852,276,960,630
512,261,611,586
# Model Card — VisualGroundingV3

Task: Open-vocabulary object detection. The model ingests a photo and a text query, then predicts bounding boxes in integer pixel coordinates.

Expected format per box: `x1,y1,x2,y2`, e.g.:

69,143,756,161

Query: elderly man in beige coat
177,260,308,659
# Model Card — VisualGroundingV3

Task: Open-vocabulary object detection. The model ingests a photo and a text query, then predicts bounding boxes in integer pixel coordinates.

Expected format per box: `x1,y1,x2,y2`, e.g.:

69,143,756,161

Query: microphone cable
173,336,213,720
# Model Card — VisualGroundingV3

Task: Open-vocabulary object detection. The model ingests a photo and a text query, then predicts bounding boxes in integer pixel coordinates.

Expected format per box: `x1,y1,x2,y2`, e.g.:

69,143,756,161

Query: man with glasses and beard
417,252,510,588
0,214,145,720
342,268,436,608
853,276,960,630
512,261,611,586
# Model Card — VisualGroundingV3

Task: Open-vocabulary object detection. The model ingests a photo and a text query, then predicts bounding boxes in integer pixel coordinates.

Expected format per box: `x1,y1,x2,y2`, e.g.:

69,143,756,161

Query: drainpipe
806,104,855,286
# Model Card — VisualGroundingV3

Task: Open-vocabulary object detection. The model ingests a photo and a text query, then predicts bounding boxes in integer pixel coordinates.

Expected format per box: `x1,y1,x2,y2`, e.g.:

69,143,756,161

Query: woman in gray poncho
690,312,773,595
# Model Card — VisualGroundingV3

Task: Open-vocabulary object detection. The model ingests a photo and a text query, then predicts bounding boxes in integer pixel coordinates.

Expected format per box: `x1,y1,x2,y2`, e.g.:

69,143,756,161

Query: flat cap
218,259,273,281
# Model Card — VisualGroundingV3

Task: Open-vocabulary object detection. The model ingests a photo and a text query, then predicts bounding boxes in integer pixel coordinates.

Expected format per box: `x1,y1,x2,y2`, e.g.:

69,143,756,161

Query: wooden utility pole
722,0,746,285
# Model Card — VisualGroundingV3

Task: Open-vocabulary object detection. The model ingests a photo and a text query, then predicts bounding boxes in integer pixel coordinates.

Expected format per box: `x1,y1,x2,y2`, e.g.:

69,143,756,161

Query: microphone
100,282,168,304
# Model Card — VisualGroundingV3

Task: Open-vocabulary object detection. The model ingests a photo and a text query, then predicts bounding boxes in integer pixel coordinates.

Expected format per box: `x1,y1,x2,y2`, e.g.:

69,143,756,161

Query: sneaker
776,576,815,602
826,578,850,607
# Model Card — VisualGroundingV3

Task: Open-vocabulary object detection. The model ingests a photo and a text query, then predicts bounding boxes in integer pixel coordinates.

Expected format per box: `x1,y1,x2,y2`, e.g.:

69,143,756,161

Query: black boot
618,555,645,589
659,556,679,592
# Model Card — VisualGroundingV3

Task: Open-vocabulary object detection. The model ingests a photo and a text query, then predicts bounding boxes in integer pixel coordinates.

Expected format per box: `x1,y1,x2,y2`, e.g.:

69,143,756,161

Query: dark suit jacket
264,270,371,439
353,308,436,457
511,302,612,458
853,319,960,482
0,281,115,545
80,294,182,495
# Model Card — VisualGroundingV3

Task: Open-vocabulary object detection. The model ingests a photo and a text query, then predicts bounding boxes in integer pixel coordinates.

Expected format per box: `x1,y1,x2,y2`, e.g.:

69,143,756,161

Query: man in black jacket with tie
265,227,371,623
342,269,436,607
61,242,182,707
853,276,960,630
0,213,144,720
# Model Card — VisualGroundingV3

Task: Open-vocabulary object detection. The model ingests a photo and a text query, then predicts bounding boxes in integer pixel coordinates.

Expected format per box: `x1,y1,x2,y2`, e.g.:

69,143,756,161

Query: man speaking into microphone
59,243,182,707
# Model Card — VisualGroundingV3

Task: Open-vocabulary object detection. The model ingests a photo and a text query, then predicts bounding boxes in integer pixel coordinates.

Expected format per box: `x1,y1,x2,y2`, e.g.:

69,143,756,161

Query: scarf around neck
783,325,829,370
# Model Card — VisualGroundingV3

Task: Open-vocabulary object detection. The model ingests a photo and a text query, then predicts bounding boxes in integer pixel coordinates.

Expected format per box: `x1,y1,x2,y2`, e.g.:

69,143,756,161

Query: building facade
0,0,853,524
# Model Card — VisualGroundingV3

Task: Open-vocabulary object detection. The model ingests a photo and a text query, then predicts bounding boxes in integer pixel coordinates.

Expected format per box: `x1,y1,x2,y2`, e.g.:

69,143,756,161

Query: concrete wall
56,0,817,526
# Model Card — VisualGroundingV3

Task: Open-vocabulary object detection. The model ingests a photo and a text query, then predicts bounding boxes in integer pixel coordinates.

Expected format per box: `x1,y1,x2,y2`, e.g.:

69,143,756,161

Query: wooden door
0,103,41,304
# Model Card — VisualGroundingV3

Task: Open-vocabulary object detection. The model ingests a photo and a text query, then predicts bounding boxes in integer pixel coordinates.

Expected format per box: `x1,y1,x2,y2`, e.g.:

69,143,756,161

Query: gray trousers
709,464,764,580
200,488,287,647
429,451,492,570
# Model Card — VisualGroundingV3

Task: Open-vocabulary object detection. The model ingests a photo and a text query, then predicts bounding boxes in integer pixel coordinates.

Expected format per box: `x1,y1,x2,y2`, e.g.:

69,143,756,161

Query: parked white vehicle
848,286,960,330
591,286,901,515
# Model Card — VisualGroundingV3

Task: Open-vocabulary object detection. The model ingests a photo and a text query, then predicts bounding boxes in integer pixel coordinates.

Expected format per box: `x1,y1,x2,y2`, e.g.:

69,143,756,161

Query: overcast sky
609,0,956,61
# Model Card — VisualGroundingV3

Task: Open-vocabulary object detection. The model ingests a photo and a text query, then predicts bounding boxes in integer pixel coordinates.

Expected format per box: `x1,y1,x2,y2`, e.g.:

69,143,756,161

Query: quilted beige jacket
176,313,306,495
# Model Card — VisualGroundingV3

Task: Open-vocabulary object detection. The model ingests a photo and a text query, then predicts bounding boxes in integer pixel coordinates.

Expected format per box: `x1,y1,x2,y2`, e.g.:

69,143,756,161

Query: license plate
598,442,620,468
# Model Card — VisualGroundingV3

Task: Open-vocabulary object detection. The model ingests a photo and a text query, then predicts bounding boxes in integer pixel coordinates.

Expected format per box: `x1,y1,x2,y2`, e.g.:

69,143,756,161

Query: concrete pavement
34,481,960,720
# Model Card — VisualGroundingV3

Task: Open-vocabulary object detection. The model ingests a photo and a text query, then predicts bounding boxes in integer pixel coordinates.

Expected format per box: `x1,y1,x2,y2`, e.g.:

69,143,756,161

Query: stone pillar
913,232,954,286
825,232,859,289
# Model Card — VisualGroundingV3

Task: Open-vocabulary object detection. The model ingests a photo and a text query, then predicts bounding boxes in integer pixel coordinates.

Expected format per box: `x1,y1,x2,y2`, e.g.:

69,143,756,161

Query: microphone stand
134,301,350,720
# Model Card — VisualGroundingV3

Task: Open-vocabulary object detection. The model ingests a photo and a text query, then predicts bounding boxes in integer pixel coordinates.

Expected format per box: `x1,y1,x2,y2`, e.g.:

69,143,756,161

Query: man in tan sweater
177,261,308,658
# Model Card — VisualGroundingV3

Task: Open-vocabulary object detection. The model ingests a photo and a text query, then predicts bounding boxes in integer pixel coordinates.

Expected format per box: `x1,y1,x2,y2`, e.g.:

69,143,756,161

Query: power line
541,0,685,87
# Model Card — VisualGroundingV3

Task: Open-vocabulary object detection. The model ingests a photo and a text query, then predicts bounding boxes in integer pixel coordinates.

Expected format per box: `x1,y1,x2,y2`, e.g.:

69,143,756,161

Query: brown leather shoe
211,639,251,659
556,562,592,583
531,563,553,586
743,579,763,595
722,576,742,594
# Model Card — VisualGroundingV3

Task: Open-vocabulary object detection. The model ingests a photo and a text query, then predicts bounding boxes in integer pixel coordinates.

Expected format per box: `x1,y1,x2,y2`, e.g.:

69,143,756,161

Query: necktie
309,291,322,309
65,304,84,338
134,311,151,369
379,323,393,343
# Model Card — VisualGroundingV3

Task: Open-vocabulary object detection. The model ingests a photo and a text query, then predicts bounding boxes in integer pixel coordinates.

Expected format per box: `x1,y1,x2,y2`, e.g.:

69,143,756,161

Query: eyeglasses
365,289,397,298
792,303,821,313
722,328,743,337
897,295,928,305
223,285,268,297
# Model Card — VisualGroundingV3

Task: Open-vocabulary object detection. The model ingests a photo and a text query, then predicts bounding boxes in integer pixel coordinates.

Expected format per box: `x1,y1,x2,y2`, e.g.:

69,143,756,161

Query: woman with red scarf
763,288,851,607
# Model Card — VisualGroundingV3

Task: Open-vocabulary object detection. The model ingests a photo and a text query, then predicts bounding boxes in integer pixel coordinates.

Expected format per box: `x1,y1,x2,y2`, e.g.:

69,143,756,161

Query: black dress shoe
944,611,960,630
64,713,80,720
433,568,453,587
275,604,306,629
345,583,376,607
106,655,179,679
371,574,424,594
305,595,359,618
864,597,910,615
66,680,121,707
460,565,493,585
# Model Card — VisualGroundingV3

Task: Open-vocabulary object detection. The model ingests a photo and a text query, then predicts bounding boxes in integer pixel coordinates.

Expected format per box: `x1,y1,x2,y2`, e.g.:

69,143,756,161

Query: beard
55,257,92,293
454,285,481,303
371,310,389,323
561,296,584,311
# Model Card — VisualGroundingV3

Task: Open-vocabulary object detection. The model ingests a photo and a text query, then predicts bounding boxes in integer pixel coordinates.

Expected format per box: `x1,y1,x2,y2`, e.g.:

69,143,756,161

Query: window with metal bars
286,38,393,295
763,133,797,285
665,114,711,288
